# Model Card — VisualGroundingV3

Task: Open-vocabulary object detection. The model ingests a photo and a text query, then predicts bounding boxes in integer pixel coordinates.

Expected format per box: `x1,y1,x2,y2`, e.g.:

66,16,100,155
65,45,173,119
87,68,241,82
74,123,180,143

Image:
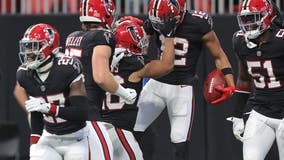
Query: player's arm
128,37,175,82
231,57,252,117
55,75,89,121
92,45,120,93
30,111,43,145
203,31,235,104
13,82,28,114
203,31,235,86
226,57,252,142
92,45,137,104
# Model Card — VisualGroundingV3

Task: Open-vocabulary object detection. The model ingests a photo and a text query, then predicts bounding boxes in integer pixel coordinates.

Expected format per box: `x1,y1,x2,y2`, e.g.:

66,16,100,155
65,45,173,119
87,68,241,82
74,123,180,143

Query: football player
131,0,235,159
228,0,284,159
64,0,139,159
16,23,90,160
100,17,148,160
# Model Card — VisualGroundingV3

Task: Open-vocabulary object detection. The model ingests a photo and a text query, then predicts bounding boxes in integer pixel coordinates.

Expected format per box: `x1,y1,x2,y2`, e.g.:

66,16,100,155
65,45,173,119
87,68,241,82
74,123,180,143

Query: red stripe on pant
91,121,111,160
115,128,136,160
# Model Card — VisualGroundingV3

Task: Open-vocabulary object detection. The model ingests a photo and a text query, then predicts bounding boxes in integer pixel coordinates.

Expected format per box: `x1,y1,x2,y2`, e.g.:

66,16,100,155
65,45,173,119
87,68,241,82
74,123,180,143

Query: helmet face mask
18,23,59,70
19,40,48,69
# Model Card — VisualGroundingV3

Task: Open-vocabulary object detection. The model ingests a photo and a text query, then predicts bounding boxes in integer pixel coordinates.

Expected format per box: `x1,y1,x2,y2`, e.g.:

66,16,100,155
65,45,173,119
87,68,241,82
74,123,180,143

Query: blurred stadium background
0,0,283,160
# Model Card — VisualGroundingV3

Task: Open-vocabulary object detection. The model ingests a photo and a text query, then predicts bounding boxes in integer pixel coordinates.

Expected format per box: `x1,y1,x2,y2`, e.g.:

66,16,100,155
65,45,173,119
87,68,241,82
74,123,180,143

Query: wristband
30,134,40,143
221,68,233,75
49,104,58,116
114,85,127,98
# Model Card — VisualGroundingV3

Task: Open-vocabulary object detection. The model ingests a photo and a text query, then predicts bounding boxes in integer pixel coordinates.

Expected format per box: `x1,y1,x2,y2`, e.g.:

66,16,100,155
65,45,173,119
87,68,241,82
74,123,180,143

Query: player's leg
274,118,284,160
30,144,62,160
134,79,166,132
243,110,275,160
166,85,194,160
60,126,92,160
64,136,91,160
107,124,143,160
87,121,114,160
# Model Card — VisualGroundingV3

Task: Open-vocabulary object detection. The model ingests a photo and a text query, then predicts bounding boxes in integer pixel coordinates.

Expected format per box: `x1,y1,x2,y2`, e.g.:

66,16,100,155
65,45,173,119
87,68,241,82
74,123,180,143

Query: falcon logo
127,26,138,42
104,32,112,44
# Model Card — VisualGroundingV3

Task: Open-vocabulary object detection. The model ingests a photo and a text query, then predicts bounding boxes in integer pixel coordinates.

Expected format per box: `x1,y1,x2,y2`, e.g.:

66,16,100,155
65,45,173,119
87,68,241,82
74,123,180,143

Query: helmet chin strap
36,55,53,74
245,35,257,49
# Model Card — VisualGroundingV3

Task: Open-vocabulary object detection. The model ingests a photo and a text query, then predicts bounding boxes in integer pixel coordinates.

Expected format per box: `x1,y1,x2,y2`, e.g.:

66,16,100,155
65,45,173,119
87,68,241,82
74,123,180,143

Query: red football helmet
114,21,148,55
148,0,186,32
79,0,116,29
19,23,60,69
238,0,276,39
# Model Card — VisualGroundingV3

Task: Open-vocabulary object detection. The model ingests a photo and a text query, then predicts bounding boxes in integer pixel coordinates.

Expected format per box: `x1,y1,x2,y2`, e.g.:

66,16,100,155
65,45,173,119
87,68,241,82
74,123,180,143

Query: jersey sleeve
232,30,244,58
87,30,116,53
16,65,29,88
190,10,213,35
57,56,84,85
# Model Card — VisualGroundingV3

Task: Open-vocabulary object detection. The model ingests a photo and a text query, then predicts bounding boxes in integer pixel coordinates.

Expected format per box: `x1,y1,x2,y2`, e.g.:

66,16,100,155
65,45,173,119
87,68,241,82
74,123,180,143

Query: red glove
211,86,235,104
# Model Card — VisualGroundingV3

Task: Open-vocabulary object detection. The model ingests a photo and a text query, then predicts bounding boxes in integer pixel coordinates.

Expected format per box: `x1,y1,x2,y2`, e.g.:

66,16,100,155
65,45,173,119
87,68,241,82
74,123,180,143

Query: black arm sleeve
30,112,43,136
57,96,89,121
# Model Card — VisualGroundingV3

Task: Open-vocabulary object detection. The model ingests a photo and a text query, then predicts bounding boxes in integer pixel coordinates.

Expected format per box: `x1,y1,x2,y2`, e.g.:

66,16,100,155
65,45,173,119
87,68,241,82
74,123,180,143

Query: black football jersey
65,29,116,120
101,54,144,131
153,10,213,85
16,56,85,135
232,28,284,118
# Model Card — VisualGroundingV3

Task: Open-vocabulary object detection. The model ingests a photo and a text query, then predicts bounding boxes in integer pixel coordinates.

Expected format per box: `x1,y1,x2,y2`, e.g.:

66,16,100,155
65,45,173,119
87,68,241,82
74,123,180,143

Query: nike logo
180,85,188,88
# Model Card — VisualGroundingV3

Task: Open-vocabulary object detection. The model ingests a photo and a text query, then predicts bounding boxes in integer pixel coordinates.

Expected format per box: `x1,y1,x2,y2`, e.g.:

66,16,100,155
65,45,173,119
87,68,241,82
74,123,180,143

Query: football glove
143,18,155,35
118,16,143,25
226,117,244,142
25,96,58,115
110,48,125,72
121,88,137,104
211,86,235,104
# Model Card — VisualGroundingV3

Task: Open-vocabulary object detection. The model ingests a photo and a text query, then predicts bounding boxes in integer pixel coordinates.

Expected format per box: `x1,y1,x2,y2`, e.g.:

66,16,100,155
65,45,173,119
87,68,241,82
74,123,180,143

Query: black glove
157,13,177,37
143,18,155,35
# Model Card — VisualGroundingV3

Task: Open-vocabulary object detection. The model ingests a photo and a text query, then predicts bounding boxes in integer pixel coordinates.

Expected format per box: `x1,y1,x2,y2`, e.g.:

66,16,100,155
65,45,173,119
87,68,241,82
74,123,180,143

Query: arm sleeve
30,112,43,143
57,96,89,121
230,88,251,118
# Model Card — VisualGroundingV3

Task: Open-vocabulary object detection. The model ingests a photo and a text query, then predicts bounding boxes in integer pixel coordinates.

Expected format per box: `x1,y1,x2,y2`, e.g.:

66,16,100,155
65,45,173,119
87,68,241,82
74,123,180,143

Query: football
203,69,226,103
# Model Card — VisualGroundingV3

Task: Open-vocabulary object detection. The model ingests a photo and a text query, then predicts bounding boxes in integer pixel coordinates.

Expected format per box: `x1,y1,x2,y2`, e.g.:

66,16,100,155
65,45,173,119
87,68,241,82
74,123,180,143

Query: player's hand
157,13,176,37
211,86,235,104
118,16,143,25
110,48,125,72
128,71,142,83
226,117,244,142
143,18,155,35
121,88,137,104
25,96,57,115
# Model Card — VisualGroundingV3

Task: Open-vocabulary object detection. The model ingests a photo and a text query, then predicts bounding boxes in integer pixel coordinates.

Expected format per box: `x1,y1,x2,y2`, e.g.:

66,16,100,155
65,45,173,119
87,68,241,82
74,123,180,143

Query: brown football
203,69,226,103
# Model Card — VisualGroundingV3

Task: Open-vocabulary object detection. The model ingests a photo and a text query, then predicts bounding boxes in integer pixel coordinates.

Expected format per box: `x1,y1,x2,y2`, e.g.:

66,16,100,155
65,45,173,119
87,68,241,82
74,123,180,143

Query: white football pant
103,123,143,160
134,79,195,143
87,121,114,160
30,125,90,160
243,110,284,160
